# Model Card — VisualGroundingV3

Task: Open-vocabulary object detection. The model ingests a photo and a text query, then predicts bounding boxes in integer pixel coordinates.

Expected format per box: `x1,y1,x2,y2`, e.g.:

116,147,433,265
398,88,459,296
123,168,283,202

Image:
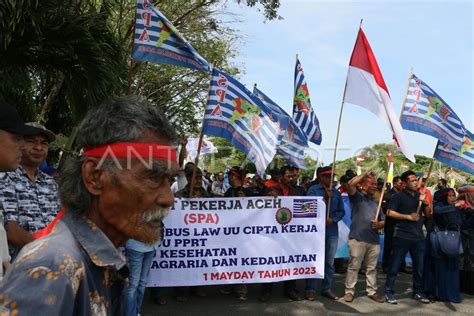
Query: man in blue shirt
305,166,345,301
343,170,384,303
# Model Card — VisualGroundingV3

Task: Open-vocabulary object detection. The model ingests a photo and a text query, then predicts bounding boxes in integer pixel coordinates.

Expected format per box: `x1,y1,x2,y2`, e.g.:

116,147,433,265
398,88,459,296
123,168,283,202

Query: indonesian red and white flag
343,28,416,162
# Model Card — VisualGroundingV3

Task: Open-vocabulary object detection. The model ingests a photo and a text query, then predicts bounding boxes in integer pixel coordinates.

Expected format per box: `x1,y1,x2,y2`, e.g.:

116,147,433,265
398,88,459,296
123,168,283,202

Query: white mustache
142,207,170,223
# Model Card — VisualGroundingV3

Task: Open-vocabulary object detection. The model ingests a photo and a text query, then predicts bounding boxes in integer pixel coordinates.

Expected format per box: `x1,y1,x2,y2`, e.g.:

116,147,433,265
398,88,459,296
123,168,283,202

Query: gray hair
59,96,178,216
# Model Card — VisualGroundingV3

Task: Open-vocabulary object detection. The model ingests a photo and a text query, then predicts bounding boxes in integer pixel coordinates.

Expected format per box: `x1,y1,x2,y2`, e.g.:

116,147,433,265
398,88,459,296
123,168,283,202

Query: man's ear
82,158,108,196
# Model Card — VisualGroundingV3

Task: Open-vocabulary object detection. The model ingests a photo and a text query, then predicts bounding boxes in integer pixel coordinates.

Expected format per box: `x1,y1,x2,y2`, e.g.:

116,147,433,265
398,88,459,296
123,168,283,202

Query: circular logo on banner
275,207,292,225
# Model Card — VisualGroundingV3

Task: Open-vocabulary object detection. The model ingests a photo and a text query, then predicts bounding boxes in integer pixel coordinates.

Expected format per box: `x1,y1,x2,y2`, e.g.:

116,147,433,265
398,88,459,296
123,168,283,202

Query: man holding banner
259,165,303,302
344,170,385,303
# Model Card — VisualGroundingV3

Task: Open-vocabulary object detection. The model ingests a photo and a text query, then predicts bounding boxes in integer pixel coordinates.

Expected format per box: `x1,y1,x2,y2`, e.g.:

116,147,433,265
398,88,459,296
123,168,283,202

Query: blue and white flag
293,58,322,145
401,74,466,151
253,86,309,168
203,68,280,175
133,0,210,72
434,130,474,175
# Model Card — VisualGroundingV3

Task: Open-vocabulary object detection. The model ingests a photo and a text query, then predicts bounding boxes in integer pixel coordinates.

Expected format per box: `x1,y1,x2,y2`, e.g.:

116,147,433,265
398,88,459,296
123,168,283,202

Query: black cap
25,122,56,142
0,101,36,135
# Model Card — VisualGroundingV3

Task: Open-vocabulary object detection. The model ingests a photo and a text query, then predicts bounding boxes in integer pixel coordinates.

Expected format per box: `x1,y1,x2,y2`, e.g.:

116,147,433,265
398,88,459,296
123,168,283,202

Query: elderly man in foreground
0,96,178,315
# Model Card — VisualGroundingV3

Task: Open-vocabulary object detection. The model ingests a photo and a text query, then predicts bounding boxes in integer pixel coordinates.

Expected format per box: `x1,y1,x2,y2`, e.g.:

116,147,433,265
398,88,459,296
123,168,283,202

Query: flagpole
127,5,138,95
374,156,392,221
189,67,213,198
325,19,363,220
398,67,414,120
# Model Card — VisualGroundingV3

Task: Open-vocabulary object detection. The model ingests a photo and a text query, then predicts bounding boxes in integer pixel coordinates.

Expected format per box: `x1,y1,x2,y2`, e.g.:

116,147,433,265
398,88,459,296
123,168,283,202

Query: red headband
82,142,177,162
319,170,334,175
364,178,377,184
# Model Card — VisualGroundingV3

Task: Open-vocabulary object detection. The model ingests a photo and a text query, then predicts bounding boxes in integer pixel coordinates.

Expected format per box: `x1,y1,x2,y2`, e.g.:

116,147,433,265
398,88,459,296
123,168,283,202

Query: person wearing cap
343,170,385,303
305,166,345,301
0,102,36,172
0,101,35,280
0,96,178,315
1,122,60,258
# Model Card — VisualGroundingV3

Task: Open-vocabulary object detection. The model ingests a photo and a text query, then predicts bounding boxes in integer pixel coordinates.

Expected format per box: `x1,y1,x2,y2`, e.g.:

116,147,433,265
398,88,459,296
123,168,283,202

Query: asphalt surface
141,268,474,315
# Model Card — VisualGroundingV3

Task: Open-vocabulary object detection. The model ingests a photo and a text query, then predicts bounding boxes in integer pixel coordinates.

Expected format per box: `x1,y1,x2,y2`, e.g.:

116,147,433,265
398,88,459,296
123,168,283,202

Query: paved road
142,269,473,315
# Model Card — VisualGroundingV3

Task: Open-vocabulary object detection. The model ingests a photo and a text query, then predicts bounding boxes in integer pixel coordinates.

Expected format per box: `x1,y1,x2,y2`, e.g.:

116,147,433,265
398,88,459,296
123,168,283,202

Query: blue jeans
385,237,425,295
123,248,155,316
306,234,338,293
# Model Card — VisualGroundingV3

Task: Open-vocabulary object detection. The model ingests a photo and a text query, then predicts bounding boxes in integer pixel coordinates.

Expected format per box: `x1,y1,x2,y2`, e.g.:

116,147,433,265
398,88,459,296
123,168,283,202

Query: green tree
1,0,281,143
0,0,127,136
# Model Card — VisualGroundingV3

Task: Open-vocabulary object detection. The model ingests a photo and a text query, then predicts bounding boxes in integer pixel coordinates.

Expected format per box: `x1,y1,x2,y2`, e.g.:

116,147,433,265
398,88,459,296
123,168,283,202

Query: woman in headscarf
458,185,474,295
423,188,463,303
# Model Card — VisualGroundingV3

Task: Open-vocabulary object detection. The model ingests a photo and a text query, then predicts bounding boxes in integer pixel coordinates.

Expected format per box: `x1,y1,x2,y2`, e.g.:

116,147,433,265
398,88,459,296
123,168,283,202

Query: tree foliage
0,0,281,139
0,0,127,136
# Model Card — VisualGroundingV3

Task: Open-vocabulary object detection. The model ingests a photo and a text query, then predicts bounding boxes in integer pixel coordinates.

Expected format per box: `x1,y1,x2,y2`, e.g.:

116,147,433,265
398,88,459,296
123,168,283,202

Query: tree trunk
38,71,65,124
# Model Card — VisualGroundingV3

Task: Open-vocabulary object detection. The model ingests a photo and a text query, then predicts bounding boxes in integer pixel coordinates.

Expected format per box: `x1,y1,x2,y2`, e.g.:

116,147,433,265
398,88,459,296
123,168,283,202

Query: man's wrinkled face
95,135,177,245
22,134,49,166
0,130,24,171
405,175,418,191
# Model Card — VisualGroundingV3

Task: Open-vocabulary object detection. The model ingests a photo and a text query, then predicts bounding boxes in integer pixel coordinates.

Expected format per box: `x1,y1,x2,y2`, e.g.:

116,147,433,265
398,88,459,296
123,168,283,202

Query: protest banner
147,196,326,286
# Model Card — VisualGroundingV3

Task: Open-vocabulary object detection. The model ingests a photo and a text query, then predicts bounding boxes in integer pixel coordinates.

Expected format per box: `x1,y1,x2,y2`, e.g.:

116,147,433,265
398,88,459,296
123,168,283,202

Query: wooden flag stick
325,21,362,219
326,75,348,219
189,68,213,198
374,158,392,221
127,6,138,95
398,67,414,120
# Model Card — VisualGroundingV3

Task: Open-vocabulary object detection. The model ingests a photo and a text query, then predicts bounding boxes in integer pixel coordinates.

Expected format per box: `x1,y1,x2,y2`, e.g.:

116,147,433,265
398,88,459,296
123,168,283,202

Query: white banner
147,196,326,286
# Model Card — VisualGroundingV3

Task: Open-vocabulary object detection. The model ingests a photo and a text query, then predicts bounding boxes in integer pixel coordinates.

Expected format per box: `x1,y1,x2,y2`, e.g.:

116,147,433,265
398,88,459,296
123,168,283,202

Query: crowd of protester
0,98,473,315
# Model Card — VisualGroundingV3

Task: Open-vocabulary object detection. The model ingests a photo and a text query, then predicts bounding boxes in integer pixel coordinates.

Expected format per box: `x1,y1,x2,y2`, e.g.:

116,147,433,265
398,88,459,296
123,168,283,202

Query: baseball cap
25,122,56,143
0,101,36,135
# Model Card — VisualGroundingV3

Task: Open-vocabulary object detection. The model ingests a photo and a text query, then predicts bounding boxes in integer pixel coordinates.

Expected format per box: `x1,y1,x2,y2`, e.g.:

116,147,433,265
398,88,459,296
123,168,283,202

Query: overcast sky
226,0,473,164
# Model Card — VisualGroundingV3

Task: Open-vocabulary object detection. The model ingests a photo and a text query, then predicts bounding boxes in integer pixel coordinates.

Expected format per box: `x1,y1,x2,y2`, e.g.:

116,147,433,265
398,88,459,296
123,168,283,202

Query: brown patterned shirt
0,211,128,315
